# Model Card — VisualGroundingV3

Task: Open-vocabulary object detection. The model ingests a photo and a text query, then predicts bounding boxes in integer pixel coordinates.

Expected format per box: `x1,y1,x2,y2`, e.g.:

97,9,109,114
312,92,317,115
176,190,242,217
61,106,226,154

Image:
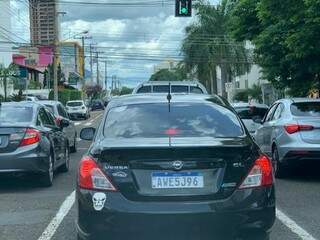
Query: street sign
175,0,192,17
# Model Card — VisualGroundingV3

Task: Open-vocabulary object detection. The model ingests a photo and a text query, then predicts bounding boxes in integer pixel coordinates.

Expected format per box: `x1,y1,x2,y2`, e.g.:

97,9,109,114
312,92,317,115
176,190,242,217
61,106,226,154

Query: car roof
40,100,62,106
108,93,231,109
0,101,43,111
290,98,320,103
232,102,269,108
67,100,84,103
142,81,203,86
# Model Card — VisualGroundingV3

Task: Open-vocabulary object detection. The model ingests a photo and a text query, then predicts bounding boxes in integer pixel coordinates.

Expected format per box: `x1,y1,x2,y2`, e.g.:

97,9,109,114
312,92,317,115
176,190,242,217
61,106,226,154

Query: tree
149,69,182,81
228,0,320,96
0,64,18,101
83,84,102,100
182,0,251,96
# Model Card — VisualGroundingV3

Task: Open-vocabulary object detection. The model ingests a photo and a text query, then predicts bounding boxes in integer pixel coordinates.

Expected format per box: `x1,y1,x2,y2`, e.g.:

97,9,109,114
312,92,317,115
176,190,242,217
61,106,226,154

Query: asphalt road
0,111,319,240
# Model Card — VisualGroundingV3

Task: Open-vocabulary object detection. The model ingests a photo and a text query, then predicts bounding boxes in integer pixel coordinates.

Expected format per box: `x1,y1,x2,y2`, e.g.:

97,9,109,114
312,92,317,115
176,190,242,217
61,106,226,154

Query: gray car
0,102,70,187
254,98,320,177
41,101,77,153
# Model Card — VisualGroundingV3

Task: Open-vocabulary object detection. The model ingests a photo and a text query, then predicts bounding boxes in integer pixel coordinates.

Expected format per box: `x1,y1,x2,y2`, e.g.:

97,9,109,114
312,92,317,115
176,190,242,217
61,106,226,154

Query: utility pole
75,34,91,87
104,60,107,91
90,44,94,83
96,51,99,85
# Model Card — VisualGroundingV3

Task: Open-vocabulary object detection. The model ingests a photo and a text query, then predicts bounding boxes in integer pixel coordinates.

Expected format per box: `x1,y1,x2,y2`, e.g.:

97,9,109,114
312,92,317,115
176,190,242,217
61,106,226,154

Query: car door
57,103,75,144
38,108,64,165
267,103,285,155
255,104,278,155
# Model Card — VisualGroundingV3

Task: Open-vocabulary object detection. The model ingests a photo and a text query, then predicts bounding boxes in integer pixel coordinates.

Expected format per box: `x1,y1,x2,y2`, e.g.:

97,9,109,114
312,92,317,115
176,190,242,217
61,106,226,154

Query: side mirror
80,127,96,141
252,116,263,124
60,119,70,128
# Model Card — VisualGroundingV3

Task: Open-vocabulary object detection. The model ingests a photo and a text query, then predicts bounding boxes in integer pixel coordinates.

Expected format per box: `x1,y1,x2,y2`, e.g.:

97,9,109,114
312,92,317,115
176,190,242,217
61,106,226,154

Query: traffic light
175,0,192,17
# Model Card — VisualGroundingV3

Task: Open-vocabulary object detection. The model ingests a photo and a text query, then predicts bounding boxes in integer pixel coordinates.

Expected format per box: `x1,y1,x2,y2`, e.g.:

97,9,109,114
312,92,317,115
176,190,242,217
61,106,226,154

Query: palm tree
182,0,250,97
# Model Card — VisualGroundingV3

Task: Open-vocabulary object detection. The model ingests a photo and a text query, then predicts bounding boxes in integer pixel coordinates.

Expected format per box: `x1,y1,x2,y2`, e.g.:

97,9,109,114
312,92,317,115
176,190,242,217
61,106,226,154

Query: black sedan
0,102,70,187
77,94,275,240
90,100,105,111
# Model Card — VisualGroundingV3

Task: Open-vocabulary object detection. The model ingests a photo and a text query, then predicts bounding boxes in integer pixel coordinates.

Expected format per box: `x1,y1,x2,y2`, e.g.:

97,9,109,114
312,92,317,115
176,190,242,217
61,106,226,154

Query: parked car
0,102,70,187
66,100,90,120
254,98,320,177
132,81,208,94
233,102,269,134
41,101,77,153
77,94,275,240
90,99,105,111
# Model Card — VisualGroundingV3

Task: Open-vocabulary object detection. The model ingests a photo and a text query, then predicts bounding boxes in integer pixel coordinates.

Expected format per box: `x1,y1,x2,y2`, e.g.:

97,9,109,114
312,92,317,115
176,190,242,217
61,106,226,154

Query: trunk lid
0,127,26,153
295,118,320,144
94,137,257,202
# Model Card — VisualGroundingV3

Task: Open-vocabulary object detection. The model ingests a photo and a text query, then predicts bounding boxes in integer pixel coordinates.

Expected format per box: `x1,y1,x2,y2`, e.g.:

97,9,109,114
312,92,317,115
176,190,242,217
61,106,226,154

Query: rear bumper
278,144,320,164
0,144,49,174
77,186,275,238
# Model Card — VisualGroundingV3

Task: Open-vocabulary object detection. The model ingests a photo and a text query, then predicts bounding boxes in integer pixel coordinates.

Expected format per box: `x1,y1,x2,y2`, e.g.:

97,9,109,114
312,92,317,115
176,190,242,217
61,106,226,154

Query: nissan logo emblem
172,161,183,170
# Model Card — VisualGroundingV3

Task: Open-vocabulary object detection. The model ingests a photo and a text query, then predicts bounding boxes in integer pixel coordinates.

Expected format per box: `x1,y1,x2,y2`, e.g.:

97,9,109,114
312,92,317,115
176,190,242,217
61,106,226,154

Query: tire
60,145,70,173
41,154,54,187
272,146,287,178
70,134,77,153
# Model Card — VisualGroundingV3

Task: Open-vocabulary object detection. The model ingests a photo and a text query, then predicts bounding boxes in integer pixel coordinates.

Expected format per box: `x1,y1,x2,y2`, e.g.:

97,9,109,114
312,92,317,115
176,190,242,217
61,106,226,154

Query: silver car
255,98,320,177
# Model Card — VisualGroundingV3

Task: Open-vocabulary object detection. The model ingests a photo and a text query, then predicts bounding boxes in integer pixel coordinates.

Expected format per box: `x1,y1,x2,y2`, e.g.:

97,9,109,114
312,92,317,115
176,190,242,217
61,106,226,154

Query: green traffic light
181,7,188,14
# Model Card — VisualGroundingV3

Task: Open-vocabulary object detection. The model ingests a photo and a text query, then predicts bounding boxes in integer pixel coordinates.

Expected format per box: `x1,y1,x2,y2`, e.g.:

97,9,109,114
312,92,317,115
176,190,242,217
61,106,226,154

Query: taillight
78,156,117,191
239,155,273,189
285,124,314,134
19,128,41,147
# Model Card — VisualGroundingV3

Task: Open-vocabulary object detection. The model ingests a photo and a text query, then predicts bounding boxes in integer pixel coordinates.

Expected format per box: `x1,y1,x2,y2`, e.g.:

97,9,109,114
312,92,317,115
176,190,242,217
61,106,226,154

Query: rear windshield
104,103,243,138
153,85,169,93
234,106,268,120
67,102,83,107
171,85,188,93
0,106,33,123
137,86,151,93
190,86,204,94
291,102,320,117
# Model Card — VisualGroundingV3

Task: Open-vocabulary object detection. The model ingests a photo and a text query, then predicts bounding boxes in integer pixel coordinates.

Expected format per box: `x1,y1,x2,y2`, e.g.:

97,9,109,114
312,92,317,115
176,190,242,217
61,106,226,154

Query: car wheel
41,154,54,187
70,134,77,153
272,146,287,178
60,146,70,172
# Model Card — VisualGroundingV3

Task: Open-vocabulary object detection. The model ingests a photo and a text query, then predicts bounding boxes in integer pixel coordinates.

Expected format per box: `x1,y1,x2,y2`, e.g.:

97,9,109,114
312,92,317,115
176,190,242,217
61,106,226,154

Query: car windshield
104,103,243,138
234,106,268,120
67,102,83,107
0,106,33,123
291,102,320,117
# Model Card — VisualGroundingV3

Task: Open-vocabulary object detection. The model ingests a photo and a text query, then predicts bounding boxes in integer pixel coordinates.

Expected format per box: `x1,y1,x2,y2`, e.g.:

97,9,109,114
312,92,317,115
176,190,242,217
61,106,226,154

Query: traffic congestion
1,0,320,239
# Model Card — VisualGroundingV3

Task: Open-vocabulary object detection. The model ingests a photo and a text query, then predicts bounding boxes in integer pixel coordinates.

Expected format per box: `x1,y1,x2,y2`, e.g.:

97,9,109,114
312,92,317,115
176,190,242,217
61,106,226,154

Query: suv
41,101,77,153
132,81,208,94
66,100,90,120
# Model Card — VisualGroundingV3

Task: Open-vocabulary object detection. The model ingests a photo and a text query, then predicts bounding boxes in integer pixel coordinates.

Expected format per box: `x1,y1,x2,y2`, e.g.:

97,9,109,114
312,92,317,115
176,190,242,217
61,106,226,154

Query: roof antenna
167,82,172,112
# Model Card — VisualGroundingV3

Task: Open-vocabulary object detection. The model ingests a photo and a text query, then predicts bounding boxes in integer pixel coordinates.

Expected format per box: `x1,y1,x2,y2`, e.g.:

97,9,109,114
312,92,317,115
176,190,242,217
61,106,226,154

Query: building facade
0,0,13,67
29,0,57,45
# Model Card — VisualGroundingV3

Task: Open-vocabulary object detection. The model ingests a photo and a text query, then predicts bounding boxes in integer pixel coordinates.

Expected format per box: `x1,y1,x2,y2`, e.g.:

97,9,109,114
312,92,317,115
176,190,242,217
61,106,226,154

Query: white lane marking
74,122,81,126
84,122,92,126
276,208,317,240
37,191,75,240
91,113,103,123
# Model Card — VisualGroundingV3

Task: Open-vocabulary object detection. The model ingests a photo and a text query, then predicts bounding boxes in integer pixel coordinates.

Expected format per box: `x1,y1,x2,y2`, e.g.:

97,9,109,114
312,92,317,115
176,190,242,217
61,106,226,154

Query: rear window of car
153,85,169,93
67,101,83,107
136,86,151,93
190,86,204,94
104,103,243,138
44,105,55,114
291,102,320,117
0,106,33,123
234,106,268,120
171,85,188,93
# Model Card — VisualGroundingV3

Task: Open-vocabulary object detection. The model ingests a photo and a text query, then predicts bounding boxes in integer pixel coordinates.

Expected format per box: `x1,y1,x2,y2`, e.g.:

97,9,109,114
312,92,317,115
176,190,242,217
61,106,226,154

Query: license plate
151,172,204,189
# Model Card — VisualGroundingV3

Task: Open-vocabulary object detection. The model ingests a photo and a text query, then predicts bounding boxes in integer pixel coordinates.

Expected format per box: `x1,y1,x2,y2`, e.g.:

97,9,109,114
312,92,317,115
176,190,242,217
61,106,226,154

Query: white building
0,0,13,68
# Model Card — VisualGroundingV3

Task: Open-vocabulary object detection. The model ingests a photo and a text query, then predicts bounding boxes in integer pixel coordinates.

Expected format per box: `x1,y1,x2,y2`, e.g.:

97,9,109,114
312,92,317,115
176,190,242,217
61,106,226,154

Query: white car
232,102,269,134
66,100,90,120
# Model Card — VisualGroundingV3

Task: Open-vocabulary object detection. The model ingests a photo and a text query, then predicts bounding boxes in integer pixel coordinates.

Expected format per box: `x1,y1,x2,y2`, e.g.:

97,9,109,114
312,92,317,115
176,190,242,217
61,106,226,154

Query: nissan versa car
0,102,70,187
77,94,275,240
255,98,320,177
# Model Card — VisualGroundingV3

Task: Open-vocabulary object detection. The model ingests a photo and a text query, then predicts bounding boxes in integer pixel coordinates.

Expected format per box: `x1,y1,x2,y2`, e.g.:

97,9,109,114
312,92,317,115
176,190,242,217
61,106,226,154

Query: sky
9,0,220,88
